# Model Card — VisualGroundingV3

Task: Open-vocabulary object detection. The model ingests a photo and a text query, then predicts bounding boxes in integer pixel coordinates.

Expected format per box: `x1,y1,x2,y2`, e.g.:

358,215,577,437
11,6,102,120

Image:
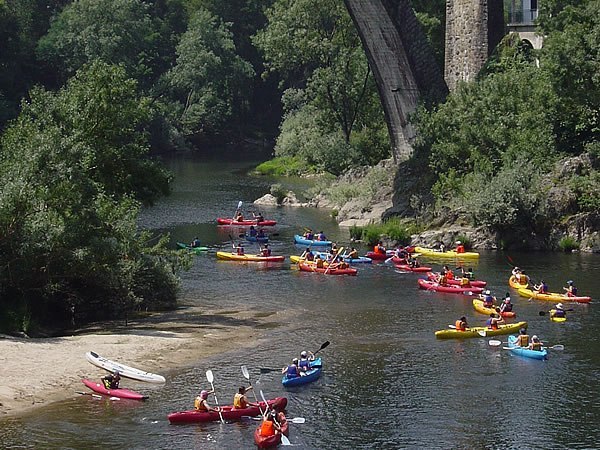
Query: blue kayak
294,235,332,247
245,234,269,243
313,251,371,264
507,335,548,360
282,358,322,387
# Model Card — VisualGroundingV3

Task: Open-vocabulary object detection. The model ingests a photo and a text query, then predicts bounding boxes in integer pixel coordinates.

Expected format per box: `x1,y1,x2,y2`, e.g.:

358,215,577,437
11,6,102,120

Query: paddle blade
319,341,330,351
550,345,564,350
241,365,250,380
206,370,214,383
290,417,306,424
259,389,267,405
488,340,502,346
539,311,546,316
281,434,291,446
477,330,487,337
237,200,243,209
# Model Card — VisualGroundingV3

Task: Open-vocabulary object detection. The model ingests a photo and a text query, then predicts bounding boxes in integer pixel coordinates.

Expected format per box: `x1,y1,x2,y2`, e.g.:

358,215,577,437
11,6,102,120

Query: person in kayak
455,241,465,253
235,243,245,256
190,237,202,248
253,211,264,223
195,389,220,412
298,350,315,374
302,248,315,262
234,210,244,222
442,266,454,280
303,229,314,240
315,256,325,268
481,290,495,308
486,313,504,330
348,247,359,259
455,316,468,331
528,335,543,351
102,370,121,389
282,358,300,378
374,241,386,255
260,244,272,257
408,256,420,268
500,294,513,313
259,410,283,437
317,231,327,241
257,228,266,239
534,280,549,294
563,280,578,296
248,226,258,237
552,303,567,319
515,328,529,347
233,386,258,409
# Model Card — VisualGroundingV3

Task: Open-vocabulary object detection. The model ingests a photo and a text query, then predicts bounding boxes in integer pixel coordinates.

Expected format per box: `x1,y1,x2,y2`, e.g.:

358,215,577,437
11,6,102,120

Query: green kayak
177,242,209,253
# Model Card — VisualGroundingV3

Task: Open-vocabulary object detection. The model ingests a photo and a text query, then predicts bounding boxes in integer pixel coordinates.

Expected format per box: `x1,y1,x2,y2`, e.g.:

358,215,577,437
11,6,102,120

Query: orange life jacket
446,270,454,280
260,419,275,437
456,245,465,253
455,320,466,331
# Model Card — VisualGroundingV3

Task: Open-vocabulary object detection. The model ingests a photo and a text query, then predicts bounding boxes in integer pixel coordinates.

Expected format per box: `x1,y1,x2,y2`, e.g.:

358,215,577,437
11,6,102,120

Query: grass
253,156,314,176
558,236,580,252
352,218,422,246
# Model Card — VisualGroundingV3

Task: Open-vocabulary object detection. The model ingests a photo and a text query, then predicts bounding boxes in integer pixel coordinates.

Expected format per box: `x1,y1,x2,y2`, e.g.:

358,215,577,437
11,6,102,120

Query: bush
558,236,580,252
254,156,312,176
349,225,363,241
270,183,287,203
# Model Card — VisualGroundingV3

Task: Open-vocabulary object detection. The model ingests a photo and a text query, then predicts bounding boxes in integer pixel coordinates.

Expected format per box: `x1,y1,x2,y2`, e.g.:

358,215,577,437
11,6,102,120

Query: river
2,156,599,449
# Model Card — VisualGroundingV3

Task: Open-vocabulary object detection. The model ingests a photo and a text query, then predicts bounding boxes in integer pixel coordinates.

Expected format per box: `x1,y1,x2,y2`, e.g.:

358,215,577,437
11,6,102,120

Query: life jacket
375,245,385,254
316,259,324,268
460,277,470,286
516,335,529,347
530,341,542,351
539,283,548,293
455,319,466,331
553,309,566,318
483,295,494,307
306,252,314,261
233,393,247,409
446,270,454,280
438,275,447,285
286,365,299,377
500,303,512,313
568,287,578,296
348,250,358,259
261,248,271,257
456,245,465,253
260,419,275,437
237,247,244,255
249,229,257,237
194,397,208,411
298,359,310,371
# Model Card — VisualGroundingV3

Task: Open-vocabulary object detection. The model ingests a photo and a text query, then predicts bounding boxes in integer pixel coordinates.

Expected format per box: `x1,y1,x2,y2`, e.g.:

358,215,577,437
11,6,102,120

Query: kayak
517,288,591,304
394,263,431,272
254,413,289,448
508,275,529,289
293,234,332,246
427,272,487,287
217,218,277,226
168,397,287,424
435,321,528,339
472,299,517,318
298,262,358,276
282,358,322,387
85,351,166,383
507,335,548,360
245,234,269,243
313,251,371,264
216,251,285,262
81,379,148,400
549,309,567,322
176,242,209,253
417,278,483,295
365,250,394,260
413,246,480,259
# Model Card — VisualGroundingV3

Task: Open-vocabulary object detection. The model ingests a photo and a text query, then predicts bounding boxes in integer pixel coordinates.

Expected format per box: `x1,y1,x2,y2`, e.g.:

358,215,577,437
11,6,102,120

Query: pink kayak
417,278,484,295
217,218,277,226
81,379,148,400
168,397,287,424
426,272,487,287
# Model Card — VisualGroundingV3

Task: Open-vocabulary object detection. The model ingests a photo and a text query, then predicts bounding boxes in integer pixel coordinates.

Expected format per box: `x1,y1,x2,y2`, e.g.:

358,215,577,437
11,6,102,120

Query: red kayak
298,262,358,276
168,397,287,424
81,379,148,401
426,272,487,287
394,263,431,272
417,278,483,295
365,250,394,260
217,218,277,226
254,413,289,448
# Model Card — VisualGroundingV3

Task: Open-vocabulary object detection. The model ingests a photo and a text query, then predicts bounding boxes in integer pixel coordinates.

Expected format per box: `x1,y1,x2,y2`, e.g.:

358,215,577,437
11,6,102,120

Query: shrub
349,225,363,241
558,236,580,252
270,183,287,204
254,156,312,176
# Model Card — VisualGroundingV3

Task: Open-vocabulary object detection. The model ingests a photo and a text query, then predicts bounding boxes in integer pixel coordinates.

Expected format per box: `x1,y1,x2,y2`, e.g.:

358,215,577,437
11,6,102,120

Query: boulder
253,194,278,206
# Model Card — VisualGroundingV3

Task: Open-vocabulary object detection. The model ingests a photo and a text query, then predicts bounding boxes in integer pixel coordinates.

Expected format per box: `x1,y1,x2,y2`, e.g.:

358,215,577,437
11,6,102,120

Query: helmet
200,390,209,399
300,351,307,357
292,358,298,363
567,280,573,285
556,303,564,310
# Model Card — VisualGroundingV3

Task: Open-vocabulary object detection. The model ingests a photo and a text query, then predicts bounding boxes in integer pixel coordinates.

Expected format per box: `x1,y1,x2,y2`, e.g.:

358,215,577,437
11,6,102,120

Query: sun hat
300,351,307,357
556,303,564,309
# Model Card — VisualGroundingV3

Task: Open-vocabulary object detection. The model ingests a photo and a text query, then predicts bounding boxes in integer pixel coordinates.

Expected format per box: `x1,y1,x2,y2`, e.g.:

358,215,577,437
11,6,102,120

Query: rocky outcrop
410,226,497,249
254,191,309,207
253,194,278,206
554,213,600,253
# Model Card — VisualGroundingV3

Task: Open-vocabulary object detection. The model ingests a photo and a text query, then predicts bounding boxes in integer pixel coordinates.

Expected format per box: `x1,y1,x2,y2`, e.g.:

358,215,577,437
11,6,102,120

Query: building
506,0,543,49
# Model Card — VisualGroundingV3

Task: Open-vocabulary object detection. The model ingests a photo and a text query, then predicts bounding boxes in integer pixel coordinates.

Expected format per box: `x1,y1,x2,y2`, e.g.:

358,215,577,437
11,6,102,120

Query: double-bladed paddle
488,339,564,350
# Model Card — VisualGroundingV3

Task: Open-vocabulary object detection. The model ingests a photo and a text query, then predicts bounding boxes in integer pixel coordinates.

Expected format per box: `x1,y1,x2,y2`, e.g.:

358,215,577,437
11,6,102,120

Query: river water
2,156,599,449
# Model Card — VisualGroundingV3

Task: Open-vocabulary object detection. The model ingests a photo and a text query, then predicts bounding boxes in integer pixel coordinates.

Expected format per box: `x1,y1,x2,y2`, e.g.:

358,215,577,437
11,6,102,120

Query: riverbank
0,304,285,418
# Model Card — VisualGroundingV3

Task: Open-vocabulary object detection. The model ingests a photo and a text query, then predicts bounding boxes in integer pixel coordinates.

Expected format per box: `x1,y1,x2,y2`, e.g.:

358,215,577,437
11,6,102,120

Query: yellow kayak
216,251,285,262
517,288,591,304
435,321,527,339
414,246,479,259
508,275,529,289
290,255,304,264
550,309,567,322
472,299,517,318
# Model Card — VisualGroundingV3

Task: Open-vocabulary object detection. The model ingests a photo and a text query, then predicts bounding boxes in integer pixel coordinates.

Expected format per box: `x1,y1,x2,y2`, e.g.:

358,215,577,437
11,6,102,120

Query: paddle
324,246,344,274
76,392,120,400
539,309,573,316
243,416,306,424
241,365,263,414
260,390,291,446
233,200,243,220
313,340,330,356
488,340,564,350
206,370,225,424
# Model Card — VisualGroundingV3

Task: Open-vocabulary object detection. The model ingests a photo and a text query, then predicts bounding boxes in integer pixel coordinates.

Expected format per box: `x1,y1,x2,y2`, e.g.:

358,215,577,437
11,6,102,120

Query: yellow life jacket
194,397,208,411
233,393,247,409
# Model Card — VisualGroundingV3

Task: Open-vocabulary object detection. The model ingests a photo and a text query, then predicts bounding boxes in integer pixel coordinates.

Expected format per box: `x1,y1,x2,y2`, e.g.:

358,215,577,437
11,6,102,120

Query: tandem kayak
298,262,357,276
85,351,166,383
216,251,285,262
508,275,529,289
282,358,322,387
365,250,395,260
413,246,480,259
434,321,528,339
426,272,487,287
168,397,287,424
217,218,277,226
472,299,517,318
517,288,591,304
418,278,483,295
293,235,332,246
507,335,548,360
176,242,209,253
254,413,289,448
81,379,148,400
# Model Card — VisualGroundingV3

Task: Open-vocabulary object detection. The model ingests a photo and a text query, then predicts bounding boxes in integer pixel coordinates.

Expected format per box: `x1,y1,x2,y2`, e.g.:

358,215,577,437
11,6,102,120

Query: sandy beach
0,305,283,418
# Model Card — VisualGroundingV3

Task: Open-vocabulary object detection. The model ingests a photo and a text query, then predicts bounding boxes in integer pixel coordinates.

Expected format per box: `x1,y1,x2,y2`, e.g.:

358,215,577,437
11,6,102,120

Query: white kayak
85,351,166,383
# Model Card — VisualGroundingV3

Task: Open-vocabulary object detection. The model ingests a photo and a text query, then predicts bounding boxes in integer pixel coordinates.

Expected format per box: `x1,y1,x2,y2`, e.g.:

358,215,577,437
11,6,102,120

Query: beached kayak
217,218,277,226
414,246,480,259
418,278,483,295
472,299,517,318
85,351,166,383
507,335,548,360
254,413,289,448
81,379,148,400
508,275,529,289
176,242,209,253
427,272,487,287
216,251,285,262
293,234,332,246
517,288,591,304
365,250,395,260
435,321,528,339
245,234,269,243
168,397,287,424
549,309,567,322
298,262,358,276
394,263,431,272
282,358,322,387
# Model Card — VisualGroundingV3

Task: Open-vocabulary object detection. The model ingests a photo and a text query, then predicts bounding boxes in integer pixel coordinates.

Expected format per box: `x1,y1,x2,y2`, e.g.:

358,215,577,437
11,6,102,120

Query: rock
556,153,593,178
411,226,497,250
253,194,278,206
281,191,309,207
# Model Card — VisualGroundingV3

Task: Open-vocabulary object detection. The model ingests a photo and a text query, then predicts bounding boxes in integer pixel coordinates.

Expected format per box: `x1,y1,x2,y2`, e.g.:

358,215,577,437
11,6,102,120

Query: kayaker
298,350,315,374
253,211,264,223
500,295,513,313
317,231,327,241
260,244,272,257
455,240,465,253
395,247,409,259
234,210,244,222
408,257,420,268
303,229,314,240
281,358,300,378
481,290,495,308
374,241,386,255
190,237,202,248
348,247,359,259
304,248,315,262
455,316,468,332
534,280,549,294
563,280,578,297
528,335,543,351
194,389,220,412
515,328,529,347
249,226,258,237
442,265,454,280
102,370,121,389
257,228,266,239
552,303,567,319
486,313,504,330
233,386,258,409
259,410,282,437
236,243,245,256
511,266,521,277
315,256,325,268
